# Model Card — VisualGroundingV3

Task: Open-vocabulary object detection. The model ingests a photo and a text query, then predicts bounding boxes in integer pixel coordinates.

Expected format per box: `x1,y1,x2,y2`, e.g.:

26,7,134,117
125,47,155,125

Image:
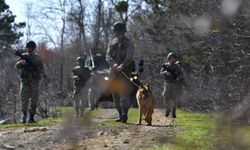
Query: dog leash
121,71,141,88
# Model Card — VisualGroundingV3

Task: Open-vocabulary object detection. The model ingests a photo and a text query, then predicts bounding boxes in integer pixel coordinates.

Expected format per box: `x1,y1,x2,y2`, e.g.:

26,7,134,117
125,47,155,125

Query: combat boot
165,108,170,117
28,114,37,123
115,117,122,122
21,112,27,124
171,108,176,118
80,110,84,117
121,114,128,123
74,111,79,118
114,111,122,122
74,108,79,117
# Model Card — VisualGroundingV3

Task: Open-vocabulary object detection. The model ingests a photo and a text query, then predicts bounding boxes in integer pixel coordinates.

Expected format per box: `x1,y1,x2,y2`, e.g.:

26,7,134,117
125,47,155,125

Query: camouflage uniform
72,64,91,117
16,51,45,122
88,69,100,110
106,36,135,122
161,60,183,118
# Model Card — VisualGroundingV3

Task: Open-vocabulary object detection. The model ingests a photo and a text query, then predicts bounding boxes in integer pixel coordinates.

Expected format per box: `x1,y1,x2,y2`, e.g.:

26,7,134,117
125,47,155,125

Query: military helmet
76,56,85,62
167,52,177,60
112,22,127,32
26,41,37,49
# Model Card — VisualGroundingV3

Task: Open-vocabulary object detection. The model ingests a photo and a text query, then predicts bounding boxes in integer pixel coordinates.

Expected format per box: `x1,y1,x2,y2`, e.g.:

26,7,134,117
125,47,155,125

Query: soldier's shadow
127,122,176,128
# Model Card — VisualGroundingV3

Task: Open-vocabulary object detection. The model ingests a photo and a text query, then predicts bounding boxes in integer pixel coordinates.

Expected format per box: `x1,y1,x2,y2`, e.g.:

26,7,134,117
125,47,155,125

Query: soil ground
0,109,180,150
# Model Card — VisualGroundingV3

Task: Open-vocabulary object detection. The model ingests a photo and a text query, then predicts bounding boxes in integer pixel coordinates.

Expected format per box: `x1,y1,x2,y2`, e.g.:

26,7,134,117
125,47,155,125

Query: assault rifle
15,50,37,71
163,63,189,87
15,50,49,85
162,64,178,80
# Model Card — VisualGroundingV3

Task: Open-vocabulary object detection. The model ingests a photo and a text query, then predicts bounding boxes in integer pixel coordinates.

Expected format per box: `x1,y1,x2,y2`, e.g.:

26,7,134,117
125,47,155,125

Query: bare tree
92,0,103,52
110,0,144,24
101,7,113,49
25,3,33,41
31,0,70,90
68,0,87,48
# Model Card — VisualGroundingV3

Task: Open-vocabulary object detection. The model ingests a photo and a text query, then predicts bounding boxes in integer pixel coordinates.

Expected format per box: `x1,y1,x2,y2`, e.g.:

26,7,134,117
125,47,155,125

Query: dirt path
0,109,180,150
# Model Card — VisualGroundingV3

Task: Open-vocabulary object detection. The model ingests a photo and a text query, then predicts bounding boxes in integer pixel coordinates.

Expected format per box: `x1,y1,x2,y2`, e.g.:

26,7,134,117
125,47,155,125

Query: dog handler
106,22,135,123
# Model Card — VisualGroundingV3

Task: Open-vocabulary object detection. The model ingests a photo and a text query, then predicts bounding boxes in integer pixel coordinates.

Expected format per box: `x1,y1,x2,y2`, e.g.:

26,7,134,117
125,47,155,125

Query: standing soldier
88,67,99,110
15,41,45,123
72,56,91,117
106,22,135,123
161,52,183,118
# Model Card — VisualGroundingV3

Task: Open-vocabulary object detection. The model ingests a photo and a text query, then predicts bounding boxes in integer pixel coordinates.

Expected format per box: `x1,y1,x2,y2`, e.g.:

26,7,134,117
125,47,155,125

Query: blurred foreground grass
1,107,250,150
0,107,98,128
152,110,250,150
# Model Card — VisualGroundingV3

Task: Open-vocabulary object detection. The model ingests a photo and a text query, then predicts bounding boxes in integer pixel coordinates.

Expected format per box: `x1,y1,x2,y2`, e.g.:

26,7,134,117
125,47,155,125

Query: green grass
99,108,138,126
150,110,250,150
2,107,250,150
0,107,99,128
149,110,216,150
0,117,65,128
240,126,250,145
165,110,216,150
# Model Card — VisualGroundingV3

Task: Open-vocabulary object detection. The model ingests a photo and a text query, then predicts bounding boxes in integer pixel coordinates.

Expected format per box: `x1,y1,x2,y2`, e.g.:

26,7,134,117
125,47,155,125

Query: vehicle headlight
133,76,138,80
130,78,133,81
104,76,109,81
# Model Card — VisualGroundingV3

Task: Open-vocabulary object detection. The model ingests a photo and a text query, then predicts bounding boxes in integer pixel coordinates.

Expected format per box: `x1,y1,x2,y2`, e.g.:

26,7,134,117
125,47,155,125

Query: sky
5,0,241,47
5,0,97,23
5,0,33,23
5,0,98,47
5,0,35,45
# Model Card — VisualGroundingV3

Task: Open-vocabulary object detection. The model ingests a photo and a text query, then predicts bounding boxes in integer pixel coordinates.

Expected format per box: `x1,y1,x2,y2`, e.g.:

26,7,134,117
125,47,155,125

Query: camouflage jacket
106,36,135,75
72,66,91,87
16,52,45,81
160,62,183,83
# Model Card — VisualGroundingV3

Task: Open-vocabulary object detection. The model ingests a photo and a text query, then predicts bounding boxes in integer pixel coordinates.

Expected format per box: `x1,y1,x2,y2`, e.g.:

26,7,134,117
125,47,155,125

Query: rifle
162,64,178,80
163,63,190,88
15,51,49,85
15,50,38,70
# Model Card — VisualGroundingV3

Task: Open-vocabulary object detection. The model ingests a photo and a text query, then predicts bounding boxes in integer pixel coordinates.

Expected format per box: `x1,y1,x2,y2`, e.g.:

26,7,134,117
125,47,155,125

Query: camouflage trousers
110,74,132,118
73,86,88,115
20,80,40,115
162,82,181,117
88,88,98,109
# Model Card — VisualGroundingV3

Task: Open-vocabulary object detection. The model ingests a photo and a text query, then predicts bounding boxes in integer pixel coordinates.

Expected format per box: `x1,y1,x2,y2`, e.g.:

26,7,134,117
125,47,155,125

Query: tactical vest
161,63,182,82
73,66,91,87
19,53,43,80
109,37,135,75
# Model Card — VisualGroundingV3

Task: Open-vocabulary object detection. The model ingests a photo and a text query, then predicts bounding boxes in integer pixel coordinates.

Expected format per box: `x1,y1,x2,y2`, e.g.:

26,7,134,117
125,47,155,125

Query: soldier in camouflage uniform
72,56,91,117
15,41,45,123
106,22,135,123
160,52,183,118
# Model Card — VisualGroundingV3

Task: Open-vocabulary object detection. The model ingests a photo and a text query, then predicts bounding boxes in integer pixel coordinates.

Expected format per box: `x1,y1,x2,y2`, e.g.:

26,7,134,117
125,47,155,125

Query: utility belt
164,79,179,84
74,81,87,87
20,71,41,80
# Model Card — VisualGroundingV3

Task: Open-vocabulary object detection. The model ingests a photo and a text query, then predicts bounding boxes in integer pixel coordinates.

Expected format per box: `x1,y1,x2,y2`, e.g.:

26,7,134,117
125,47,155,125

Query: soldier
72,56,91,117
88,67,99,110
15,41,45,123
106,22,135,123
160,52,183,118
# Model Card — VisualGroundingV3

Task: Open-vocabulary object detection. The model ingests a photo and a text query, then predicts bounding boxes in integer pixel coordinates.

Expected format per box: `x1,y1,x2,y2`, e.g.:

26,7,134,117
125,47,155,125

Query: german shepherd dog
136,83,154,126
